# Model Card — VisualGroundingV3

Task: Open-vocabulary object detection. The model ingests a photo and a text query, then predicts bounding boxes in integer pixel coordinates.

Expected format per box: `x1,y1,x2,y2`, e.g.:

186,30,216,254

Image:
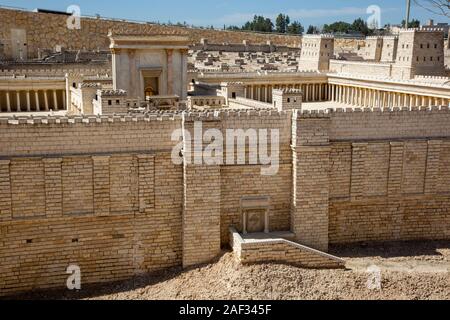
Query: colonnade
244,82,450,108
0,89,66,112
244,83,329,103
328,84,450,108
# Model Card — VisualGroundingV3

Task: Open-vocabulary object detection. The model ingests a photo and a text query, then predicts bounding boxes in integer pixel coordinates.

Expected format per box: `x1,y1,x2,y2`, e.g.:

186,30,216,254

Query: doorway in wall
144,77,159,100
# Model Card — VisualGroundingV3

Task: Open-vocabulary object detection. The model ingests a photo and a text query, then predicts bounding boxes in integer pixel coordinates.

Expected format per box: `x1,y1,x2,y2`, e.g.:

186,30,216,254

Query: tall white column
35,91,40,111
62,90,66,110
44,90,49,111
16,92,21,112
53,90,58,110
6,91,11,112
26,91,31,112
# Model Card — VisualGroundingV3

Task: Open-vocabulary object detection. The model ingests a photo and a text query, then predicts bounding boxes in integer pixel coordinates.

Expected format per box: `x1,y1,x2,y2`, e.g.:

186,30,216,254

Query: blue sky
0,0,448,28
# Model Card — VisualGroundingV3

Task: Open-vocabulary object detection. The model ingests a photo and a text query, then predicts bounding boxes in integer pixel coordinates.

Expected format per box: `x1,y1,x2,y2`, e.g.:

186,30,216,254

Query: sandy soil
9,240,450,300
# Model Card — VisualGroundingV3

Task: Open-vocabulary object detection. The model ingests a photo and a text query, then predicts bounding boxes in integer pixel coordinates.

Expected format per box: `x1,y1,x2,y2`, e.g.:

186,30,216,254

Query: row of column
329,84,450,108
244,83,329,103
0,89,66,113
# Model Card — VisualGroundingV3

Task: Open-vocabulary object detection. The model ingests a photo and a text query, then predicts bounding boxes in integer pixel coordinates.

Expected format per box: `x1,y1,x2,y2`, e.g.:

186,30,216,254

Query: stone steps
230,227,345,269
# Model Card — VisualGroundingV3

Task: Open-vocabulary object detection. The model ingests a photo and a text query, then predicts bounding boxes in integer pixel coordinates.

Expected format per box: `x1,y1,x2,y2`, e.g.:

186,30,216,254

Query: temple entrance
143,76,159,100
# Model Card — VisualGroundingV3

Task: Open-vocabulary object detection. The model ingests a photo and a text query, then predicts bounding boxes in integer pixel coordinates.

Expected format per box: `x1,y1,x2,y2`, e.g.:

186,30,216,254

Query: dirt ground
10,240,450,300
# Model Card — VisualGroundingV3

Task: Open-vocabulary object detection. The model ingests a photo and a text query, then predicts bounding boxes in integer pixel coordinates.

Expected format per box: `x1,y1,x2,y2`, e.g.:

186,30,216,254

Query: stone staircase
230,228,345,269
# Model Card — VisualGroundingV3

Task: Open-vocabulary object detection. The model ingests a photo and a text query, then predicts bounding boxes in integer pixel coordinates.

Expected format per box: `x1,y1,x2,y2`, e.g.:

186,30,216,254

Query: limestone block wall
0,115,183,296
329,60,392,77
2,107,450,295
182,119,221,267
0,8,301,60
380,36,398,62
227,97,273,109
291,111,331,252
364,37,383,61
327,107,450,243
183,111,293,246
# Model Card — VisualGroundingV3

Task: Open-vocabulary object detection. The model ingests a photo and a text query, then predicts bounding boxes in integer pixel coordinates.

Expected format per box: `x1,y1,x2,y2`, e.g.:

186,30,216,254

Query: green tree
351,18,370,36
275,14,290,33
307,25,319,34
287,21,304,35
401,19,421,28
322,21,352,33
242,15,274,32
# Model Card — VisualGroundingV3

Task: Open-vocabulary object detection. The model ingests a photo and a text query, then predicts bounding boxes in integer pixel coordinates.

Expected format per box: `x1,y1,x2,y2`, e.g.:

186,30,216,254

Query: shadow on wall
3,250,230,300
329,240,450,259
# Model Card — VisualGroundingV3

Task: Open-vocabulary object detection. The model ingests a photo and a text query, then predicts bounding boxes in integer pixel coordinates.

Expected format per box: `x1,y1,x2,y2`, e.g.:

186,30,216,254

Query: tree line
225,14,423,36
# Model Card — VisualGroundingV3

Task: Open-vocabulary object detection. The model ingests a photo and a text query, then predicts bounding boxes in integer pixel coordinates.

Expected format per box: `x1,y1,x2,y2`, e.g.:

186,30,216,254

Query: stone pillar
166,49,174,95
35,91,40,111
63,90,67,110
6,91,11,112
182,119,221,267
388,141,404,239
331,84,335,101
305,85,310,102
250,85,254,100
351,143,367,200
0,160,12,221
93,156,110,217
43,158,63,218
26,91,31,112
264,85,268,102
44,90,49,111
312,84,316,102
364,89,368,107
425,140,442,195
292,111,330,252
137,154,155,213
53,90,58,110
16,92,21,112
388,142,404,198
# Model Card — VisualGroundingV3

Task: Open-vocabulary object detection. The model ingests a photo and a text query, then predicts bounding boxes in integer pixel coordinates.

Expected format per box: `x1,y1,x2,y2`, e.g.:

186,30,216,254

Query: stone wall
329,60,392,77
2,107,450,295
327,107,450,244
0,8,301,60
183,111,293,245
0,115,183,296
0,8,369,62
